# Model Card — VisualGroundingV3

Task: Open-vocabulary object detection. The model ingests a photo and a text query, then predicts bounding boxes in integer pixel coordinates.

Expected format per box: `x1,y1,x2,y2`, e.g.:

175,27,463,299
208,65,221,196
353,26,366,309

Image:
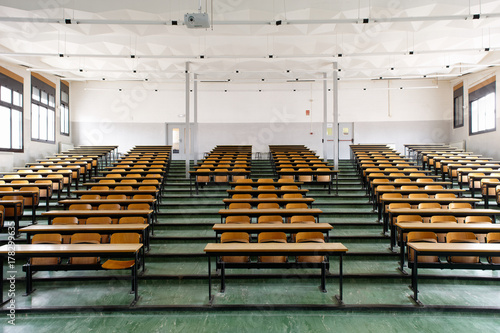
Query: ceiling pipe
0,46,498,61
1,12,500,26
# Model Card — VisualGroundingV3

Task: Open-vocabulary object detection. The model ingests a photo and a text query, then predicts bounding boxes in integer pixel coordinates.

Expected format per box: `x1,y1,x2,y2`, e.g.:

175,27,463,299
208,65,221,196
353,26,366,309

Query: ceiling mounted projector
184,13,210,28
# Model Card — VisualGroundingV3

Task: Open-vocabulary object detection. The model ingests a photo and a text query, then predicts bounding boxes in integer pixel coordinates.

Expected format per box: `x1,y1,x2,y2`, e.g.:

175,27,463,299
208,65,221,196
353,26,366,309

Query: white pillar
185,62,191,179
333,63,339,169
193,73,198,165
322,72,328,162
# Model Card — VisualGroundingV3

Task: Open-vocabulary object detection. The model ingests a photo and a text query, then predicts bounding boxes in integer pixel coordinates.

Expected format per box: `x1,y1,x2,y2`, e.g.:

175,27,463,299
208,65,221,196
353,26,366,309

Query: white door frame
166,123,193,160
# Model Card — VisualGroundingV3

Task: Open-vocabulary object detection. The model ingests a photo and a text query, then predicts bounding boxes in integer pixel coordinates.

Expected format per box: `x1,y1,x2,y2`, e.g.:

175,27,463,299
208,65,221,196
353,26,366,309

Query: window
31,74,56,143
453,83,464,128
60,81,70,135
0,69,23,152
469,76,496,135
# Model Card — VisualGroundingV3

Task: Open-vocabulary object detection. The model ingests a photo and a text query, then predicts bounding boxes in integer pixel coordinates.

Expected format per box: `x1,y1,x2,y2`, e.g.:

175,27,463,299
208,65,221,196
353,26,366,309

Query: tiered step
13,159,398,275
4,157,406,293
317,161,390,252
250,160,275,179
149,159,394,263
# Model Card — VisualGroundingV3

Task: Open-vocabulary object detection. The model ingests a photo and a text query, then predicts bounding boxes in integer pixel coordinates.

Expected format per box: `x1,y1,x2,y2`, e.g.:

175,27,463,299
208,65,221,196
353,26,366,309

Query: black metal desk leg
141,247,146,273
320,263,326,292
220,262,226,293
339,255,343,302
14,208,19,238
382,206,388,231
144,230,150,252
399,228,406,274
411,252,420,304
391,224,397,251
0,257,3,304
208,256,213,304
131,260,136,292
334,254,344,305
148,214,154,236
132,252,138,305
0,256,15,306
31,204,36,225
25,264,34,295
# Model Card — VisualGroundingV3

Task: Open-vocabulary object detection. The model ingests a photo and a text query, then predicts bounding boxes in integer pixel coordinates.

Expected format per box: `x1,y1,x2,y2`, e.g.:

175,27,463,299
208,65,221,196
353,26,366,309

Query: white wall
196,122,324,158
0,61,73,171
449,68,500,160
338,80,450,122
71,81,185,124
71,78,451,158
72,122,166,154
71,81,326,124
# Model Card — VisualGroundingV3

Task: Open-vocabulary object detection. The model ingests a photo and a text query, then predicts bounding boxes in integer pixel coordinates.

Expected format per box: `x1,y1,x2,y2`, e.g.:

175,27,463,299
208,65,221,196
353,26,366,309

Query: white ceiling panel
0,0,498,82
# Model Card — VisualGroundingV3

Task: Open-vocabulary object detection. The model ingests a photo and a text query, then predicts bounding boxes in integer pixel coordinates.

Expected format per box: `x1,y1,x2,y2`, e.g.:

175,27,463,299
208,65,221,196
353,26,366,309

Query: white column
185,62,191,179
333,63,339,169
322,72,328,162
193,73,198,165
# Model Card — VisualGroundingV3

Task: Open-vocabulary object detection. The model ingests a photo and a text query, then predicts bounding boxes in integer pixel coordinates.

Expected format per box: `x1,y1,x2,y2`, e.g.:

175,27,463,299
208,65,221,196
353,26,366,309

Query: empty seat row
220,231,325,263
225,215,315,224
408,231,500,263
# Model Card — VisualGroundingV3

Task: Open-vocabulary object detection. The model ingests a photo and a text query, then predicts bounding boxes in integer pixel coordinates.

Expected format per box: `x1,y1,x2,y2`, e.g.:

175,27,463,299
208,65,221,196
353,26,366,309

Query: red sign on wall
306,110,310,116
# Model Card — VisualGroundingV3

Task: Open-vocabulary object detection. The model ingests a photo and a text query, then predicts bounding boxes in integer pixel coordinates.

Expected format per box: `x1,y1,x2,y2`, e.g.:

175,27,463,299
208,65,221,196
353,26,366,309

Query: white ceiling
0,0,499,83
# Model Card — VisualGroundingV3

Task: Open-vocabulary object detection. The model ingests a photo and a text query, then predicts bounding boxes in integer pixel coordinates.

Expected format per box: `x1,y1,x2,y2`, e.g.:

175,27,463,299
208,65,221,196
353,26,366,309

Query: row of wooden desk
407,242,500,303
271,145,339,195
0,147,118,235
0,146,168,306
404,144,458,161
204,242,348,303
190,145,252,195
203,174,348,303
0,243,142,305
67,146,170,237
356,144,500,303
416,146,500,209
387,207,500,248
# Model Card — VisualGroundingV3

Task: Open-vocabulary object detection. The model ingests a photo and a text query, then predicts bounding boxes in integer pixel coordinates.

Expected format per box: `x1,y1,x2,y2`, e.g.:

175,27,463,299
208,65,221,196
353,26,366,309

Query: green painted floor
5,310,500,333
2,160,500,332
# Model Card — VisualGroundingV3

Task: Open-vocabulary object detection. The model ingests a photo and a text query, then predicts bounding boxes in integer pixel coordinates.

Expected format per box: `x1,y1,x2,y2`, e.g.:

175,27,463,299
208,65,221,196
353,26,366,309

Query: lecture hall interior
0,0,500,332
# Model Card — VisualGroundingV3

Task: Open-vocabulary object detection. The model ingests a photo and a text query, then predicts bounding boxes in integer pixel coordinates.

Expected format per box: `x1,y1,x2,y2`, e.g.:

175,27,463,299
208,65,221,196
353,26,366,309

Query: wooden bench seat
222,197,315,208
20,224,150,252
387,208,500,247
396,223,500,273
212,223,333,241
378,197,481,224
408,242,500,304
204,242,348,304
0,243,142,305
219,208,323,223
